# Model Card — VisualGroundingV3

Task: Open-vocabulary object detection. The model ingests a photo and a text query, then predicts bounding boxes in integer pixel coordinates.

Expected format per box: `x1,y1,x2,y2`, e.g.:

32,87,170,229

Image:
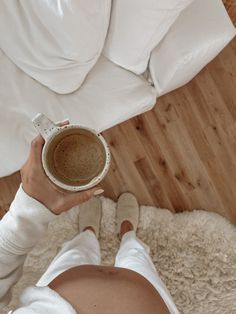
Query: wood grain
0,22,235,222
223,0,236,25
101,38,236,224
0,172,21,219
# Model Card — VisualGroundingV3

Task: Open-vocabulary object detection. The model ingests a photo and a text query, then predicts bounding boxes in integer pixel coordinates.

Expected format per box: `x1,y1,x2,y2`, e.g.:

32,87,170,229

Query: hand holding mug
21,119,105,215
32,113,110,192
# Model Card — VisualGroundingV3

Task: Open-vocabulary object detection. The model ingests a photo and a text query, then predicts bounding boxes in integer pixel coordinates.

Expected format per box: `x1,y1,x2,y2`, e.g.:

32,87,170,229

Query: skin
49,265,170,314
21,121,103,215
21,126,170,314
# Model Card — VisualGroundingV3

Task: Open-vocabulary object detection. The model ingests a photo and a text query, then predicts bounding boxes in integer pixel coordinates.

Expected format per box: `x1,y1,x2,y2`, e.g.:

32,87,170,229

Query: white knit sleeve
0,185,56,308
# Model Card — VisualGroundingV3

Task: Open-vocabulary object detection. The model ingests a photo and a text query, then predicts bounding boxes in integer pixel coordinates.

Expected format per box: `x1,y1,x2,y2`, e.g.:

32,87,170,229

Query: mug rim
42,124,111,192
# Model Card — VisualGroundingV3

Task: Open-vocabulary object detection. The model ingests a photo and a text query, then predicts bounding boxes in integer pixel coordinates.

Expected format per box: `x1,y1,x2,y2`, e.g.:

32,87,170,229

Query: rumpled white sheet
0,51,155,177
0,0,111,94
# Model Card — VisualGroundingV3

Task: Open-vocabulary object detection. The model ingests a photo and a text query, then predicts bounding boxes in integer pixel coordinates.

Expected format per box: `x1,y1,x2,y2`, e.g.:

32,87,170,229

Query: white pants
37,230,179,314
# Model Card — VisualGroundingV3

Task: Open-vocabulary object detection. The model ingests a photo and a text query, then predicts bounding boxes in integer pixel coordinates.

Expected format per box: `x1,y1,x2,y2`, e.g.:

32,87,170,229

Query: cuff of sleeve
10,184,56,224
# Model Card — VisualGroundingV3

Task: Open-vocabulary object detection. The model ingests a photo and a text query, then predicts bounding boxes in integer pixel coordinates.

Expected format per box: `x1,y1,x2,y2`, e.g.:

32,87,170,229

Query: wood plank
223,0,236,25
0,172,21,218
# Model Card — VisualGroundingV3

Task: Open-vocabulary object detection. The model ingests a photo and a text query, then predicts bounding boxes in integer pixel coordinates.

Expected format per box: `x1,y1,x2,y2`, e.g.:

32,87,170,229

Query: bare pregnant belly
49,265,170,314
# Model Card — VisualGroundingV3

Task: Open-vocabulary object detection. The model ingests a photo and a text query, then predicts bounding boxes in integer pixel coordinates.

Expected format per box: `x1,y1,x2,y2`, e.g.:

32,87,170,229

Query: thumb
64,187,104,209
30,135,45,163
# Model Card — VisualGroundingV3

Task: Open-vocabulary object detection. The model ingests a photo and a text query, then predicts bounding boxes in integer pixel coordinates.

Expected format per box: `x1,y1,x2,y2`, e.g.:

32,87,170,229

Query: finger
30,135,45,162
56,119,70,127
29,119,69,163
65,187,104,209
85,187,104,198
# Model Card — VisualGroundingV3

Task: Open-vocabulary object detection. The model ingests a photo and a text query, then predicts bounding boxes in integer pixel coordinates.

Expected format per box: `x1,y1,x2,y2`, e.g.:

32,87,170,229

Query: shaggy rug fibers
3,197,236,314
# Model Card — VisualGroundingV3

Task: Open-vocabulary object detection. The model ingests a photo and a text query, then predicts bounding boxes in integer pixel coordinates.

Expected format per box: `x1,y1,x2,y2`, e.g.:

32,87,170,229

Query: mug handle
32,113,58,140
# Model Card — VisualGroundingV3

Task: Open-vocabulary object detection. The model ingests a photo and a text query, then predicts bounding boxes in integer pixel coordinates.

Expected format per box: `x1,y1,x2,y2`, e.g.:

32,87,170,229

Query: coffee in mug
32,113,110,192
46,128,106,186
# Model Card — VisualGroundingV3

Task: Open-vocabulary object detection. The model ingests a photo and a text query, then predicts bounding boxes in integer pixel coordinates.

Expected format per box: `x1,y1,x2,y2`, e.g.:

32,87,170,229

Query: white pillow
0,0,111,94
149,0,236,96
103,0,193,74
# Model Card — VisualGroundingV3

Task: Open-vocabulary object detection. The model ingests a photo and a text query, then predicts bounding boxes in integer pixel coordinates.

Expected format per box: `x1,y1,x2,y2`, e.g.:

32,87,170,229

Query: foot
120,220,134,238
79,197,102,238
116,192,139,239
83,226,96,234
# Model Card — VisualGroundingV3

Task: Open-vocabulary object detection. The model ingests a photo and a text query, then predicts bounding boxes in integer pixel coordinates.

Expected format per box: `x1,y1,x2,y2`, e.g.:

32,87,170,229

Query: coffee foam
46,128,106,186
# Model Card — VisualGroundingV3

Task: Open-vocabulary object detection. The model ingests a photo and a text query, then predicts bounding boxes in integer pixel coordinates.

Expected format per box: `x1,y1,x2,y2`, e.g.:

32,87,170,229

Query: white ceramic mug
32,113,111,192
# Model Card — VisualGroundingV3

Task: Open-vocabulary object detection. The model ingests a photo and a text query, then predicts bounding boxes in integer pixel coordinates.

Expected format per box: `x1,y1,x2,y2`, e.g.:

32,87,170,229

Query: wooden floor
102,37,236,224
0,39,236,223
223,0,236,25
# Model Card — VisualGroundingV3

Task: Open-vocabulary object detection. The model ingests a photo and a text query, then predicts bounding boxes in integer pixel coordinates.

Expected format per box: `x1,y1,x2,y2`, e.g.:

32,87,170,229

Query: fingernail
55,119,70,126
61,118,70,123
93,189,104,196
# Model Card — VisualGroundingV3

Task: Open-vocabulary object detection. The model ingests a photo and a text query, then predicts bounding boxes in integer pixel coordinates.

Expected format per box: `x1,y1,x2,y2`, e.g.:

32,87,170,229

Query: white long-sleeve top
0,185,76,313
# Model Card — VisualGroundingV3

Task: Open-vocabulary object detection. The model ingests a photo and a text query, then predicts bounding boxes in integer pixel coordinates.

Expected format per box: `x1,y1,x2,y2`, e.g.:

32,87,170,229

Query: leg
37,197,102,287
115,193,180,314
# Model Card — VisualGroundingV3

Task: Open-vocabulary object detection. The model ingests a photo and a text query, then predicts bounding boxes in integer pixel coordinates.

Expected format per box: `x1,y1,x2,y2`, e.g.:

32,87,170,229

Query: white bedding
149,0,236,96
0,51,156,177
0,0,111,94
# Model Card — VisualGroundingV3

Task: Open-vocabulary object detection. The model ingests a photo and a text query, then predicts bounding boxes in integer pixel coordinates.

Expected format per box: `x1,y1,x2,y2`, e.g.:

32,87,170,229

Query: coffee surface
46,129,106,186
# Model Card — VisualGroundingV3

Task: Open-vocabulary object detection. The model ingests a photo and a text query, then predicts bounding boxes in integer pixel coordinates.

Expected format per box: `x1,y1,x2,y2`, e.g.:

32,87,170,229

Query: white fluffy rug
3,197,236,314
